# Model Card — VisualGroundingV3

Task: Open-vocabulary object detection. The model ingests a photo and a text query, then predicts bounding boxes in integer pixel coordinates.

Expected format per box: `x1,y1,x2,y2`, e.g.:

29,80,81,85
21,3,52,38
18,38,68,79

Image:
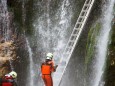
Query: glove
54,65,58,70
55,65,58,68
0,78,2,84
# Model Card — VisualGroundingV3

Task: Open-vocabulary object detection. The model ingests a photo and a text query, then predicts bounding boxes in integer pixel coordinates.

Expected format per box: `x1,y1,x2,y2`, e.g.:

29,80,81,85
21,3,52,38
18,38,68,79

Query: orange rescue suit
41,60,55,86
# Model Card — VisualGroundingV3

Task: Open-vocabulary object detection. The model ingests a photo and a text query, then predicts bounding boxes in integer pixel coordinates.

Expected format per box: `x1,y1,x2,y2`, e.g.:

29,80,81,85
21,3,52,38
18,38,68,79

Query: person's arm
0,78,2,85
50,60,58,72
13,79,18,86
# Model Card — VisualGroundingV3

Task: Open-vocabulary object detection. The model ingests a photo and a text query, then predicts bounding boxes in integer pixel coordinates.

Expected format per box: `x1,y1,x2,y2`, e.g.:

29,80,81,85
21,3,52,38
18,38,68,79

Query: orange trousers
42,75,53,86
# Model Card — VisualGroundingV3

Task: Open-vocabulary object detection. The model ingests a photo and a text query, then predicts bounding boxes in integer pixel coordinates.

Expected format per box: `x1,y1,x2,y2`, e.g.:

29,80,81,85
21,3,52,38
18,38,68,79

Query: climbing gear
9,71,17,78
46,53,53,60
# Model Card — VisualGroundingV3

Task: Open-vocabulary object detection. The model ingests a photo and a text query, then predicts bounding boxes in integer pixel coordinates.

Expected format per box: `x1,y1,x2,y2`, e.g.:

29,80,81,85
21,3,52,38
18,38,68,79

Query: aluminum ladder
53,0,95,86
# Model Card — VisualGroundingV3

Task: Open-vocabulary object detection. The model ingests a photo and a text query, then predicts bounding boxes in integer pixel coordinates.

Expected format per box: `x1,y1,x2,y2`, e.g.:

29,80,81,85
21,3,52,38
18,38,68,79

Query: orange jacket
41,60,55,75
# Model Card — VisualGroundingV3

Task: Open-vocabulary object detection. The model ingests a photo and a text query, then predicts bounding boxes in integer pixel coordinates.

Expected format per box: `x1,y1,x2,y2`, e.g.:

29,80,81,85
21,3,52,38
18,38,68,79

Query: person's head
46,53,53,60
9,71,17,78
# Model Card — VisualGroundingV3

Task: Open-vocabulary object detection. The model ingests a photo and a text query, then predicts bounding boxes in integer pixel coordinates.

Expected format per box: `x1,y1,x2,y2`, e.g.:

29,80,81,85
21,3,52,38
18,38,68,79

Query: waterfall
33,0,73,85
26,38,35,86
2,0,115,86
22,1,35,86
0,0,14,70
34,0,72,64
0,0,10,41
53,0,72,62
92,0,115,86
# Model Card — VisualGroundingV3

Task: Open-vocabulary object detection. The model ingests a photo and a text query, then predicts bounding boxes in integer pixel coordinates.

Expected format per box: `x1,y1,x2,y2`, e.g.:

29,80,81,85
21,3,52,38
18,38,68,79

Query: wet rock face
0,41,17,78
105,23,115,86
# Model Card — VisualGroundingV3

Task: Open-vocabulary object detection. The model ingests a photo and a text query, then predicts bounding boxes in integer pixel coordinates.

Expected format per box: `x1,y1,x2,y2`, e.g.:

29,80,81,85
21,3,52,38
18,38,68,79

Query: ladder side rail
58,0,95,86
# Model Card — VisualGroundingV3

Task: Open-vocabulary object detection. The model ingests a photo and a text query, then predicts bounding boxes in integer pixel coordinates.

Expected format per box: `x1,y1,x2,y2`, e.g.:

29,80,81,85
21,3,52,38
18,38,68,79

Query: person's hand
55,65,58,69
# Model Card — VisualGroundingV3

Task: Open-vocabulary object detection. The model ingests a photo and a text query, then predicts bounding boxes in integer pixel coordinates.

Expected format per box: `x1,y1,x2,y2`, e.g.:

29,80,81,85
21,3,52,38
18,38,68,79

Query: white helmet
9,71,17,78
46,53,53,60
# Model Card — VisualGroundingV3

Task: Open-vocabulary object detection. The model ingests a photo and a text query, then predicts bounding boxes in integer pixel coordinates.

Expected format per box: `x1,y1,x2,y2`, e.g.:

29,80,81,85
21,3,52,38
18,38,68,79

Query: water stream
0,0,10,41
1,0,115,86
0,0,14,70
26,38,35,86
33,0,73,85
92,1,115,86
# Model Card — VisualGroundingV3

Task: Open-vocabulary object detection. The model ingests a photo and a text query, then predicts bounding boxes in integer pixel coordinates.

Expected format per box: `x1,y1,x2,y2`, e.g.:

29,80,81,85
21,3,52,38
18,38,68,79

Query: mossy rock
85,22,101,65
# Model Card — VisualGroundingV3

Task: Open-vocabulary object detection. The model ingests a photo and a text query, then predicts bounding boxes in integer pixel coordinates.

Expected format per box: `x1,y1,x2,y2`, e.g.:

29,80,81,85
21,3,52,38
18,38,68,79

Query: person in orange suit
41,53,58,86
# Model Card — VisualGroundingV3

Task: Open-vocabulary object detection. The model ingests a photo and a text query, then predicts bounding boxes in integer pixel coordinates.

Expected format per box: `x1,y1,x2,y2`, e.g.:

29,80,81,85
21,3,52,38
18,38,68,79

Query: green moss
85,22,101,65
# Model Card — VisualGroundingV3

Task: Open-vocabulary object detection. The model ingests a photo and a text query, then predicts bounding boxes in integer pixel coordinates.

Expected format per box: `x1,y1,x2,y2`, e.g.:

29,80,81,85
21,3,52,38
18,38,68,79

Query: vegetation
104,5,115,86
85,22,101,66
105,23,115,86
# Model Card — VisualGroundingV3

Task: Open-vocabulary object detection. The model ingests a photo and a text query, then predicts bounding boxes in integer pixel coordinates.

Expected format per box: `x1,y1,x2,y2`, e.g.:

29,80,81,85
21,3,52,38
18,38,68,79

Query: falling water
22,1,35,86
53,0,72,62
0,0,14,70
0,0,10,41
34,0,72,62
26,38,34,86
33,0,73,85
93,0,115,86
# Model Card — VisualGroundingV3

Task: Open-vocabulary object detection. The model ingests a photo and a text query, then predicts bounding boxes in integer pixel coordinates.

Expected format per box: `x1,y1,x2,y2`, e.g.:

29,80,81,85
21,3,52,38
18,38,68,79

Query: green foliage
85,22,101,65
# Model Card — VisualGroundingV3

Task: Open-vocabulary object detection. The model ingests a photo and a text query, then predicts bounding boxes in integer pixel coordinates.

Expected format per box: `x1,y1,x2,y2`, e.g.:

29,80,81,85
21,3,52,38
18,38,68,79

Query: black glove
54,65,58,70
0,78,2,84
55,65,58,68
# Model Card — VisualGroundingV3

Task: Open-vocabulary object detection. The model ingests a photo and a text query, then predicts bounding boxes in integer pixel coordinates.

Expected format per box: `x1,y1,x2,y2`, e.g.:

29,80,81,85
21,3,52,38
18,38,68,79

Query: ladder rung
63,52,69,56
67,46,73,50
82,10,88,12
69,41,74,44
67,42,74,50
83,5,89,10
79,16,85,18
85,4,90,6
78,17,85,22
74,26,80,30
72,33,78,37
85,0,92,4
75,23,82,28
77,22,83,24
70,35,76,41
73,29,79,34
69,40,75,43
65,48,71,53
66,48,72,52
